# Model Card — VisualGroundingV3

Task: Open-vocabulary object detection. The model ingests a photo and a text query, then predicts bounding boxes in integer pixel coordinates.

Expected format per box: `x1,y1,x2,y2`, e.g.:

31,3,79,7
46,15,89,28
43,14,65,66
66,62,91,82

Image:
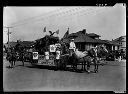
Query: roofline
87,33,101,37
120,35,126,37
113,35,126,41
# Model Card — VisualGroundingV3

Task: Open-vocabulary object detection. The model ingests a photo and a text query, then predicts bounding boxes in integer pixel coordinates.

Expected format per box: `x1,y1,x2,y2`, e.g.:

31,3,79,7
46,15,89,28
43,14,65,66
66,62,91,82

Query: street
3,57,126,92
3,6,126,92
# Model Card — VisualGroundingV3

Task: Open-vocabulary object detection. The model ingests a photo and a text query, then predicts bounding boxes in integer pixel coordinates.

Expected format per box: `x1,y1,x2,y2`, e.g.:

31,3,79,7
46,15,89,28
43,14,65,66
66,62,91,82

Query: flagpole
57,31,59,38
4,26,13,49
57,33,58,38
67,27,69,38
43,26,46,36
56,29,59,38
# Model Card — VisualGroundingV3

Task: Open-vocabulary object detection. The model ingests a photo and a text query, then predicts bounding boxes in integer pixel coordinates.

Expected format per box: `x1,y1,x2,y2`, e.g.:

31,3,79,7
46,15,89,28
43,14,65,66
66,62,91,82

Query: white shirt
69,42,76,50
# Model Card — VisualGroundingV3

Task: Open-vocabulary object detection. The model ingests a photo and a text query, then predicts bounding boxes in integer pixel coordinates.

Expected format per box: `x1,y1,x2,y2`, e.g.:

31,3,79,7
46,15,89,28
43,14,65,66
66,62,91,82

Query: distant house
4,42,17,48
112,36,126,51
62,29,122,51
102,40,121,51
62,29,108,51
87,33,101,39
19,41,35,48
4,41,35,49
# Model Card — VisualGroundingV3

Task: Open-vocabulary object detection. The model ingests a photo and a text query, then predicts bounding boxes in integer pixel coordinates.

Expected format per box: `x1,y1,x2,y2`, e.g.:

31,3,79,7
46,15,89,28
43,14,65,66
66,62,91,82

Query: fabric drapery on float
62,28,69,39
56,51,60,59
45,52,49,60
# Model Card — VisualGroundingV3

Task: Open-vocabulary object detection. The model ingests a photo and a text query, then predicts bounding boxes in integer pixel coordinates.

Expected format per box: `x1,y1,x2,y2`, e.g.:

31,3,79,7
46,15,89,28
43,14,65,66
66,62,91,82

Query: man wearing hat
69,39,76,56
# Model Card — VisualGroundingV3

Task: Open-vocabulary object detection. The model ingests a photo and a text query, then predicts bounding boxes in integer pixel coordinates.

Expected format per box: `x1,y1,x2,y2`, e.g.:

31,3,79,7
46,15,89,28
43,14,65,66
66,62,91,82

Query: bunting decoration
56,29,59,34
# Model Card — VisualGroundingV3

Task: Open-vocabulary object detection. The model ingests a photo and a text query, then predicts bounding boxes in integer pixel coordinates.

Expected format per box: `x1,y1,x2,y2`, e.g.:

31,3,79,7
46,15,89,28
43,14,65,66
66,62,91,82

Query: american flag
56,29,59,34
63,28,69,39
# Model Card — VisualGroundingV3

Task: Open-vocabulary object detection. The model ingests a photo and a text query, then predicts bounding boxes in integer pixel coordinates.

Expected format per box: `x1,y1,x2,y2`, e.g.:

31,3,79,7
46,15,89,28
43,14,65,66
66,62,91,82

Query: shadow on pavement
26,65,44,68
21,64,103,74
24,65,85,73
25,65,56,70
6,66,14,69
6,66,11,68
105,64,125,67
17,65,24,66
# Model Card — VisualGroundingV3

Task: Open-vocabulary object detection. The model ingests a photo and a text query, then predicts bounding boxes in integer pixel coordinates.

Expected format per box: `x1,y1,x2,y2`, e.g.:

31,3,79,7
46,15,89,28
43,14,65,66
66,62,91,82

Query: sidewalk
105,59,126,67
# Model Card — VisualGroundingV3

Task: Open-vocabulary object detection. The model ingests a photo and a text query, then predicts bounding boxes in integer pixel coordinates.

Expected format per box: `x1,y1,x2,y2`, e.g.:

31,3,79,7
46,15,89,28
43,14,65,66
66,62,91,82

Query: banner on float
56,51,60,59
50,45,56,52
45,52,49,60
33,52,38,59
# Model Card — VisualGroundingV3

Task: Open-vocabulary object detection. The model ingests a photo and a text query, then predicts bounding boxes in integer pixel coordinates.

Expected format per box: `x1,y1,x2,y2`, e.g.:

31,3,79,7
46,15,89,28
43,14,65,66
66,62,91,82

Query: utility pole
4,26,13,50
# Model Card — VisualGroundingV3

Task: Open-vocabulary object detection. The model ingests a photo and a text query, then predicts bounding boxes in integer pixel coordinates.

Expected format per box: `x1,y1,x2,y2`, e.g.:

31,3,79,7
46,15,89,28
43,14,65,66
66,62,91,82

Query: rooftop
87,33,101,37
4,41,35,48
112,35,126,42
103,40,121,46
62,31,105,44
74,34,100,43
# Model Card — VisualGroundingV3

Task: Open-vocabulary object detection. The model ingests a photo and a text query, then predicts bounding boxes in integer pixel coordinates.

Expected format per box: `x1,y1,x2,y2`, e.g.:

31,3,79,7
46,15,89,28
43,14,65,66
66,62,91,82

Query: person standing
69,39,76,56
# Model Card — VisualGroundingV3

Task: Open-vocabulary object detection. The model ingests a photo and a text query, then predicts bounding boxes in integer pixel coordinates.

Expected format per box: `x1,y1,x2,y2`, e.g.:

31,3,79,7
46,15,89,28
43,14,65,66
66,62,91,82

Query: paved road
3,57,126,92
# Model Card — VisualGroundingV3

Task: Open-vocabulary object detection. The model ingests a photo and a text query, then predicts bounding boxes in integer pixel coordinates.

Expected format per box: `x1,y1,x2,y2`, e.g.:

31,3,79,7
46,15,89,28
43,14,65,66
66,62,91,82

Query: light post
4,26,13,51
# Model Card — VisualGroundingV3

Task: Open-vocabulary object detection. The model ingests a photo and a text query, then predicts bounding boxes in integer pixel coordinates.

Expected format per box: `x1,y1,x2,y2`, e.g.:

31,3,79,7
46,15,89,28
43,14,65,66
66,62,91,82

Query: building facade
62,29,109,51
112,36,126,51
62,29,123,52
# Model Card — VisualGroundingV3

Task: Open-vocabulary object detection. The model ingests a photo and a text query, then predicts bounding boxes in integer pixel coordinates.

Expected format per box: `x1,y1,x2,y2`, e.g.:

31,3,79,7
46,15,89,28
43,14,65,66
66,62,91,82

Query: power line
10,7,84,27
4,26,13,48
10,7,90,27
10,7,105,28
11,7,67,27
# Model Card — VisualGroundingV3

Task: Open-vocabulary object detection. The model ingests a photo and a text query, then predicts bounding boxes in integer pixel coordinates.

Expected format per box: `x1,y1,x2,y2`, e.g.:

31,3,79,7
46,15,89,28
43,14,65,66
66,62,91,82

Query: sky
3,4,126,43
